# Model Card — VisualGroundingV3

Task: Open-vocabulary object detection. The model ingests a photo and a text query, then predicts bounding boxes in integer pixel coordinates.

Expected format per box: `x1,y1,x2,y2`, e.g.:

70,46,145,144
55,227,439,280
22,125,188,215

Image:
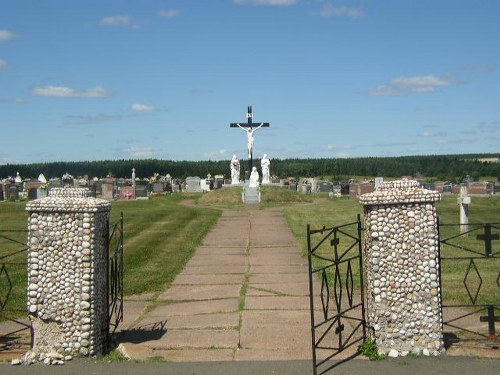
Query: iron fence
307,215,366,375
0,229,32,353
438,221,500,346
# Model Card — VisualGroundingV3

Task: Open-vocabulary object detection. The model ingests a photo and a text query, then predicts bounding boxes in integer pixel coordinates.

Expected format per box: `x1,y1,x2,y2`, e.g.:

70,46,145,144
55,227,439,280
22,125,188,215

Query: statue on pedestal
230,155,240,184
261,154,270,184
249,166,260,188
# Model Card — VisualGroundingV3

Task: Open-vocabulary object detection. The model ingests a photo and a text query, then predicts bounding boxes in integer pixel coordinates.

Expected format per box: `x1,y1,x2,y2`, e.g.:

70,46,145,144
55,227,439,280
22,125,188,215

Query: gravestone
0,184,3,201
317,181,333,193
134,181,149,198
185,177,202,193
8,185,19,201
48,178,62,191
152,181,165,194
101,180,115,200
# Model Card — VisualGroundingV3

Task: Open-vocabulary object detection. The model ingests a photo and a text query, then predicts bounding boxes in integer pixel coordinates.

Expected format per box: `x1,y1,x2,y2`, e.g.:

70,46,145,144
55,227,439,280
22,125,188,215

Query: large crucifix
230,106,270,176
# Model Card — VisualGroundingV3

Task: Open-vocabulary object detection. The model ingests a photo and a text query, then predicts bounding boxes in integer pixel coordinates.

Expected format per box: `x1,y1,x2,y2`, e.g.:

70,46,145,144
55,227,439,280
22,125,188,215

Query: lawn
0,195,221,320
1,190,498,320
283,194,500,306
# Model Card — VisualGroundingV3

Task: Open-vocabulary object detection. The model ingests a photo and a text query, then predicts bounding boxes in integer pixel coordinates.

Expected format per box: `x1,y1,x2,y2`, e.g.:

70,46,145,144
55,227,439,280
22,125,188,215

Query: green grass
1,191,498,322
109,195,221,295
1,195,221,320
283,195,500,306
260,185,313,207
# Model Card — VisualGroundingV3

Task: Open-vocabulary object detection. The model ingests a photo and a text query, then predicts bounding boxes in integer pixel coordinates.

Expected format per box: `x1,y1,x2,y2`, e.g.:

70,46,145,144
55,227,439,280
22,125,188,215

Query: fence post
359,180,444,357
25,187,111,362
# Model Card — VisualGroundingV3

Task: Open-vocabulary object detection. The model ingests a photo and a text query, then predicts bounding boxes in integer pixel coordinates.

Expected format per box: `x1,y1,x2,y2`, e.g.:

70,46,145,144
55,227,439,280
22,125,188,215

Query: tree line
0,154,498,182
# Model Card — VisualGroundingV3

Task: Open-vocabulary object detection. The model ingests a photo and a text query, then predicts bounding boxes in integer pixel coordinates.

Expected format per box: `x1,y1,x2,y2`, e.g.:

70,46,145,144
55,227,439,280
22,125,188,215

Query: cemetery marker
230,106,270,178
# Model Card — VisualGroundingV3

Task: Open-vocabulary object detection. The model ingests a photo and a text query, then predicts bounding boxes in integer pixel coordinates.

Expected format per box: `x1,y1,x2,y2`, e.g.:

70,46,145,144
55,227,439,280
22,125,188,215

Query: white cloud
234,0,296,5
367,75,457,96
131,103,157,112
0,30,15,42
100,15,133,26
0,97,26,104
464,64,494,74
123,147,155,158
203,149,228,159
191,88,214,94
65,114,124,125
316,5,363,19
419,131,447,138
32,85,109,98
0,59,9,69
158,9,180,18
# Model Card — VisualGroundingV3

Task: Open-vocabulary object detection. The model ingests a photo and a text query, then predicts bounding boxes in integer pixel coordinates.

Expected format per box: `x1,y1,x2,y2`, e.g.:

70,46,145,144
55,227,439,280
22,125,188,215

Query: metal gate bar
307,215,366,375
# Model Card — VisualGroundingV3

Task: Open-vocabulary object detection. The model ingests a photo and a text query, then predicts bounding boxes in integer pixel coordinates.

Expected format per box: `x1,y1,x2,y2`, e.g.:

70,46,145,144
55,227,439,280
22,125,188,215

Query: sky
0,0,499,165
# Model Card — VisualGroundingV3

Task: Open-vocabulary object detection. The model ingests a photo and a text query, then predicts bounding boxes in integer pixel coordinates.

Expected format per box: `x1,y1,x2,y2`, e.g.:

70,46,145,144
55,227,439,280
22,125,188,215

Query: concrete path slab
119,208,318,362
172,273,244,285
159,284,241,301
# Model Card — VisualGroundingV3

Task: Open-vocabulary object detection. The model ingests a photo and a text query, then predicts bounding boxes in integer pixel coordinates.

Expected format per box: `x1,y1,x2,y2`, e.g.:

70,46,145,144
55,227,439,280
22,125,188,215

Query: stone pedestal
25,188,111,359
359,180,444,357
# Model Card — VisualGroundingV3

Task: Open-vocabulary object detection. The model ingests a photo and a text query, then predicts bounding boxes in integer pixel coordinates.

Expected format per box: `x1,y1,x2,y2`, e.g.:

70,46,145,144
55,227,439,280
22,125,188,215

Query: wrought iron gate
107,212,124,346
438,221,500,347
307,215,366,375
0,229,32,354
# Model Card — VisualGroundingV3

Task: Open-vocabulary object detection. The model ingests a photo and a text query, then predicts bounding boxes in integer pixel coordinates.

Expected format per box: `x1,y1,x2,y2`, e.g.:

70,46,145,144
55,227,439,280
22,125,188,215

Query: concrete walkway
118,207,314,361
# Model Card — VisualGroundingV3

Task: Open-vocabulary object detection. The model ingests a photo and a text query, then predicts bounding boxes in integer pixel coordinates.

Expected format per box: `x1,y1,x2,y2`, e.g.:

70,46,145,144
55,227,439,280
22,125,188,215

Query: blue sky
0,0,499,164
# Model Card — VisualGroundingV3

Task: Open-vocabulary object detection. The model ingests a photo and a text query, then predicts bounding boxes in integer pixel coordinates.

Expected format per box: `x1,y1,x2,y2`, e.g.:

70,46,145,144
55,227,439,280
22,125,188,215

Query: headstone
200,179,210,192
0,184,3,201
48,178,62,190
317,181,333,193
213,175,224,190
8,185,19,201
152,181,165,194
101,180,115,200
185,177,202,193
134,181,149,198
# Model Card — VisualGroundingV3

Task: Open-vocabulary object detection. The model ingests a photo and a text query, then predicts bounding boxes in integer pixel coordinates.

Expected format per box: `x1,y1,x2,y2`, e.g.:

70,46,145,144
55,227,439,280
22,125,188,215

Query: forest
0,154,499,182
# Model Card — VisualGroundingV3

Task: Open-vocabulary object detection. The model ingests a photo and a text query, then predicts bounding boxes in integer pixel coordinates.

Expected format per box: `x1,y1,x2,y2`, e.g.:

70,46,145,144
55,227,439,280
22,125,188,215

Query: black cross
230,106,270,176
479,305,500,339
476,224,499,257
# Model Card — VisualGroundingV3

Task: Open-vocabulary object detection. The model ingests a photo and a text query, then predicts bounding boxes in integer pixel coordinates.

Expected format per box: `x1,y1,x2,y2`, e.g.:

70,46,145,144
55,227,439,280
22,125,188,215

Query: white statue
235,123,265,158
14,172,22,183
38,173,47,183
249,166,260,188
261,154,270,184
230,155,240,184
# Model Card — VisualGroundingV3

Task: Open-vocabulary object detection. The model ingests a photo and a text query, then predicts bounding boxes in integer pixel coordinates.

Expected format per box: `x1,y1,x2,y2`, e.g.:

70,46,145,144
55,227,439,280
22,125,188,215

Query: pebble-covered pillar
25,188,111,361
359,180,444,357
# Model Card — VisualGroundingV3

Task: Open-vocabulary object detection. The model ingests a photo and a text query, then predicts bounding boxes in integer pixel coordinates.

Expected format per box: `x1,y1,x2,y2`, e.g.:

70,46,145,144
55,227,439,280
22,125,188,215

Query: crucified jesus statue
235,122,265,158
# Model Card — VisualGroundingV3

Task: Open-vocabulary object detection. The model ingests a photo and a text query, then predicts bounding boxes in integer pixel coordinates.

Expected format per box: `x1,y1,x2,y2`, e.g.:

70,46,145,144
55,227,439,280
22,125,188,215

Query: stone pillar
359,180,444,357
25,188,111,361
